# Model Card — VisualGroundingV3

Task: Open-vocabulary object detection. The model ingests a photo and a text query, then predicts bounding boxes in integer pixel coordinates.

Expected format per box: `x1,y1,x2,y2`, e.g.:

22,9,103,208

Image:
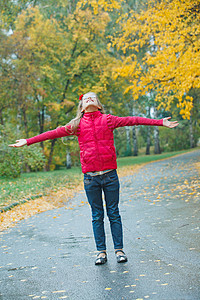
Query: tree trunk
66,151,71,169
146,105,151,155
22,106,28,137
154,126,161,154
38,106,45,149
0,109,3,125
125,126,131,156
46,139,57,171
134,0,138,10
152,106,161,154
189,118,195,148
25,163,31,173
132,126,138,156
113,130,118,156
146,126,151,155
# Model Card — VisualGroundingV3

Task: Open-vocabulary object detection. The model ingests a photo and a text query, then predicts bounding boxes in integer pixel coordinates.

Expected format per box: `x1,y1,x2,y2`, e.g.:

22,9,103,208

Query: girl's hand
163,117,179,128
8,139,27,148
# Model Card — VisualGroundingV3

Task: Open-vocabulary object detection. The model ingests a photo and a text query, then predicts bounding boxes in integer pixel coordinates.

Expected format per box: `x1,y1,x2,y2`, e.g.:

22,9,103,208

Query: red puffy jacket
26,111,163,173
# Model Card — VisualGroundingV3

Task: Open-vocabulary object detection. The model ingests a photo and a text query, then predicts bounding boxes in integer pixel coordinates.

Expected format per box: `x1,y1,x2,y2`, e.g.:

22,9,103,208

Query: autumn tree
112,0,200,120
1,2,124,171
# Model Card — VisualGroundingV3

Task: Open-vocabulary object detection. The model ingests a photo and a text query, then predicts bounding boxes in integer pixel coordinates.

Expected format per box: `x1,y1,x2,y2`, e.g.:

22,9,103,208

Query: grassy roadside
0,167,82,210
117,148,196,167
0,148,195,210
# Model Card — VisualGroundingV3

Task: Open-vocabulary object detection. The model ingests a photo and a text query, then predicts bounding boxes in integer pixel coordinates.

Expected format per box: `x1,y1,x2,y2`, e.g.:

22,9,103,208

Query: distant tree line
0,0,199,177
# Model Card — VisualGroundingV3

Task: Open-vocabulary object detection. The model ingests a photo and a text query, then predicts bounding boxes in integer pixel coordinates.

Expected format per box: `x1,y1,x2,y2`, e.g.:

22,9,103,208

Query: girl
9,92,179,265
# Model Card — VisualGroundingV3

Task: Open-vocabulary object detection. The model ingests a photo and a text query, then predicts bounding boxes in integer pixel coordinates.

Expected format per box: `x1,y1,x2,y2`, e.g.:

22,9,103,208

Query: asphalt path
0,150,200,300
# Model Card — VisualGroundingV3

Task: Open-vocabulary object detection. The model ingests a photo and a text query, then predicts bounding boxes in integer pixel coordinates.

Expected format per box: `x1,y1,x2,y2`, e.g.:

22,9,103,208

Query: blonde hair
65,92,105,134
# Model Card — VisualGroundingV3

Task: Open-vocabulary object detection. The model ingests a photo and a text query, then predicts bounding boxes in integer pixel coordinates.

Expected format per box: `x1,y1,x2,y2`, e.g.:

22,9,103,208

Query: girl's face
81,92,100,112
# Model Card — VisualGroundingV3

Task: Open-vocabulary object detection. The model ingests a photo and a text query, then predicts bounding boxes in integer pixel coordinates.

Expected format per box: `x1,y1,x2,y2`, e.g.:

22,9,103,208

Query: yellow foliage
112,0,200,119
77,0,121,14
61,99,75,109
47,102,61,112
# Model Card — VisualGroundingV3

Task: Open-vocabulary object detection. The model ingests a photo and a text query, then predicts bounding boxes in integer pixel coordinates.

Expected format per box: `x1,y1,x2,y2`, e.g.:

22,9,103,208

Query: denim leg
84,175,106,251
103,170,123,250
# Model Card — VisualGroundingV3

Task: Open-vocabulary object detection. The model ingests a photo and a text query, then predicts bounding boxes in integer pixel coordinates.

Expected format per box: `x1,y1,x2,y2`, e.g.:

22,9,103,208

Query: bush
159,120,196,152
20,145,46,172
0,125,45,178
0,143,22,177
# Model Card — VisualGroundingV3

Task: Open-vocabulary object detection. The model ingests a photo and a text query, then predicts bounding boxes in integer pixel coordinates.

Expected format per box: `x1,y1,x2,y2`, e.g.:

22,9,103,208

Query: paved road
0,150,200,300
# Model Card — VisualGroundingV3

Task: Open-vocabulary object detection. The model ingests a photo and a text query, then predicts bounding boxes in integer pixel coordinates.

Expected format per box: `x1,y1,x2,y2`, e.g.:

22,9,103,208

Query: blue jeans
84,170,123,251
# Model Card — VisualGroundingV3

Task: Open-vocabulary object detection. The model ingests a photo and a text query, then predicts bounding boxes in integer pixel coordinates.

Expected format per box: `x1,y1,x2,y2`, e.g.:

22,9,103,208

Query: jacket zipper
91,114,101,169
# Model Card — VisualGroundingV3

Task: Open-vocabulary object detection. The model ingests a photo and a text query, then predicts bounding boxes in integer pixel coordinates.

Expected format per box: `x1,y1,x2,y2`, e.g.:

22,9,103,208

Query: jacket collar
83,111,102,119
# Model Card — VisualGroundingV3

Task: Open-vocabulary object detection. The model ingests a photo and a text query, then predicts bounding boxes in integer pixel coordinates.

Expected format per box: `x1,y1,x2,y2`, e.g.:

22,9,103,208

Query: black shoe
115,250,128,263
95,251,107,265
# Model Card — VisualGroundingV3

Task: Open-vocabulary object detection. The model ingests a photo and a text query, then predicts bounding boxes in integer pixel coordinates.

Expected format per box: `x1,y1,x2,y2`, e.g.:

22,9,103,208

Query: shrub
0,125,45,178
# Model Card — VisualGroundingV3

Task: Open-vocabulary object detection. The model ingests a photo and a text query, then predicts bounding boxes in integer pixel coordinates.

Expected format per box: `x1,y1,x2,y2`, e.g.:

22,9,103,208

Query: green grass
0,167,82,209
117,148,193,168
0,148,197,209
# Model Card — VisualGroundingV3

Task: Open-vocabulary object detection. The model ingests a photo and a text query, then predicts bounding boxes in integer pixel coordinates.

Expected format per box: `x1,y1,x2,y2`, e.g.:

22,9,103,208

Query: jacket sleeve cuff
158,119,163,126
26,139,30,146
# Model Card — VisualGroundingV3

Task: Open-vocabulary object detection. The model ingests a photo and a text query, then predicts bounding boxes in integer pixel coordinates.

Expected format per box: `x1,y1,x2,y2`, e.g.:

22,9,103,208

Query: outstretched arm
9,125,72,148
107,114,179,130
